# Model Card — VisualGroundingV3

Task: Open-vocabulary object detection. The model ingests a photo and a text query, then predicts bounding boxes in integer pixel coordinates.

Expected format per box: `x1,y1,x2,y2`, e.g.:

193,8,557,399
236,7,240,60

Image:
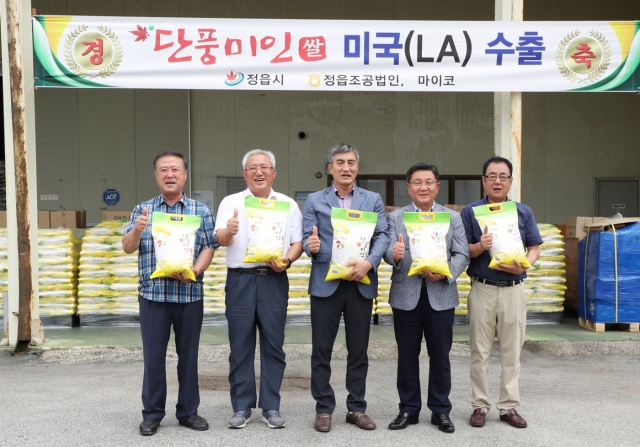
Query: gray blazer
302,185,389,299
383,203,469,311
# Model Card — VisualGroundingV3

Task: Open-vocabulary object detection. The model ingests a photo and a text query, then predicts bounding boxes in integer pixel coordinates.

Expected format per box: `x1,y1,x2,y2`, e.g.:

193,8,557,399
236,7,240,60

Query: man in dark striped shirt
123,151,218,436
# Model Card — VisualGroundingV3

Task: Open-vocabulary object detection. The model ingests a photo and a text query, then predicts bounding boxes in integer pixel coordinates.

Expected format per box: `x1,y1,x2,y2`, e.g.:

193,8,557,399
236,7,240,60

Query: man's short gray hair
242,149,276,170
327,143,359,164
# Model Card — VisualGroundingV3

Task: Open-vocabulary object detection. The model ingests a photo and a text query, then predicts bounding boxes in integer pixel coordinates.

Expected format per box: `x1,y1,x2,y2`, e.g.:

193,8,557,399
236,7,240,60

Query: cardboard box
38,211,50,229
582,217,640,233
444,204,466,212
565,217,593,239
50,210,86,229
385,206,402,215
0,211,50,228
102,210,131,223
563,238,580,311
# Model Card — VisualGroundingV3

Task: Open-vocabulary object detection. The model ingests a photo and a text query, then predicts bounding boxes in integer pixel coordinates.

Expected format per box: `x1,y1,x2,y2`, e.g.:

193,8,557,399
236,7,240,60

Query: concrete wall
29,0,640,224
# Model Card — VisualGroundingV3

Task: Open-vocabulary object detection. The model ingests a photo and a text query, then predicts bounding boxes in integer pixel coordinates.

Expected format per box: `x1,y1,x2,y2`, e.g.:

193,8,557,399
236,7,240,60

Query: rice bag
150,212,201,281
242,197,291,265
325,208,377,285
404,212,452,278
472,201,531,269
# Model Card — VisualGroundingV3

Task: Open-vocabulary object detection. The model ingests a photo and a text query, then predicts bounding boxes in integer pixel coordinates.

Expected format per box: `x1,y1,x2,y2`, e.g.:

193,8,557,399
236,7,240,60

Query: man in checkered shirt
123,151,218,436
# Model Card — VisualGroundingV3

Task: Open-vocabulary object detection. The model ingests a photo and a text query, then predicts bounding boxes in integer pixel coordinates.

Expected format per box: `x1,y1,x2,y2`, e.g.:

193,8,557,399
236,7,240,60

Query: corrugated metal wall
30,0,640,224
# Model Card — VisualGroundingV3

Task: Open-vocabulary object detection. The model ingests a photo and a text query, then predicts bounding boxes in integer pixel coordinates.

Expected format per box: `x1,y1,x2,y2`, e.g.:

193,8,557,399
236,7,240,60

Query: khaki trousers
468,280,527,415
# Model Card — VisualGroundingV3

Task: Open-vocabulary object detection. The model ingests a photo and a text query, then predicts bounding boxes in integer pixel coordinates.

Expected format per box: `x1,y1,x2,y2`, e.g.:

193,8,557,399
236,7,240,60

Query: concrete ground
1,316,639,446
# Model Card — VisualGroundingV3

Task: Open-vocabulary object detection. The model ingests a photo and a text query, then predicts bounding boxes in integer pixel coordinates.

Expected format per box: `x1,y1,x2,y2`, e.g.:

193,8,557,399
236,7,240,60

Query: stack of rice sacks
524,223,566,318
78,221,140,325
285,253,312,325
0,229,79,324
375,260,393,323
202,247,227,325
456,271,471,319
38,229,80,321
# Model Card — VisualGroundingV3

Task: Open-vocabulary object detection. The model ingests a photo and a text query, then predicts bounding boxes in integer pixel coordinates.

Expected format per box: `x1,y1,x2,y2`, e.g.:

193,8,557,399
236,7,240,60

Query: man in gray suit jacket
383,162,469,433
302,143,389,433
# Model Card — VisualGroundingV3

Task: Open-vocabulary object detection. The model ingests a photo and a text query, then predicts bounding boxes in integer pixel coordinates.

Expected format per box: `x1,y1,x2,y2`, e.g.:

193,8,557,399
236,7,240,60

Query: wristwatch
285,257,292,269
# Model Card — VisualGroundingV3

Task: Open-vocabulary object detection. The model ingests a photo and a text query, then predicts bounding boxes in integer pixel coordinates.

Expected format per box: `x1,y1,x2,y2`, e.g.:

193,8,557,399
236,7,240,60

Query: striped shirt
123,194,218,303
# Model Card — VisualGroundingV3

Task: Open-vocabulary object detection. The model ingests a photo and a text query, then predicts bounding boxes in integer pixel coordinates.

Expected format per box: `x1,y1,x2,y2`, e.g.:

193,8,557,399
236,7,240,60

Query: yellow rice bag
472,201,531,269
150,212,201,281
404,212,452,278
242,197,290,265
325,208,377,284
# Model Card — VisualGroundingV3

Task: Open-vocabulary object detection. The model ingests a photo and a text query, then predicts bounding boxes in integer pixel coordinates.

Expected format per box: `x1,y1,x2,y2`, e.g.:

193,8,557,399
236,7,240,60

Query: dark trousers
225,269,288,412
139,296,203,421
392,283,455,416
310,280,373,414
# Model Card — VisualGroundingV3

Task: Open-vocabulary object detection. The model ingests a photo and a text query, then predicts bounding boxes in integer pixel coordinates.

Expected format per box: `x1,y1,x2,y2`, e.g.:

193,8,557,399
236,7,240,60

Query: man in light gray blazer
383,162,469,433
302,143,389,433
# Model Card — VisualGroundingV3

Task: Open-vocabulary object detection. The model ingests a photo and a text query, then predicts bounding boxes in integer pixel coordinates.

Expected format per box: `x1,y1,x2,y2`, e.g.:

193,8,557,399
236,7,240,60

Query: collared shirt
214,188,303,268
123,194,218,303
332,183,354,209
412,202,434,212
461,197,542,281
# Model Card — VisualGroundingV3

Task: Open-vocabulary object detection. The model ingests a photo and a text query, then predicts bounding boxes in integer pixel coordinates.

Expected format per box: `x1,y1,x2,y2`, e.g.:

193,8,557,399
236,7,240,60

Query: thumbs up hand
478,225,493,251
308,225,321,254
393,233,405,263
135,207,149,233
227,208,239,236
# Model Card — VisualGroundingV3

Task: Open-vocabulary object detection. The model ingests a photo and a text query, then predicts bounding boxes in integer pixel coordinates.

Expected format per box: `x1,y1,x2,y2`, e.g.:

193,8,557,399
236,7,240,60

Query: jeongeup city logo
556,29,610,84
225,71,245,86
64,24,123,79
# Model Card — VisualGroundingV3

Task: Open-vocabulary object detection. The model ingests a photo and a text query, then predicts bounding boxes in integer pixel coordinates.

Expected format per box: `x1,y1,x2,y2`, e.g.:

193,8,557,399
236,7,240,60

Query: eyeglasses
157,166,184,174
245,164,275,173
409,180,438,188
483,174,512,182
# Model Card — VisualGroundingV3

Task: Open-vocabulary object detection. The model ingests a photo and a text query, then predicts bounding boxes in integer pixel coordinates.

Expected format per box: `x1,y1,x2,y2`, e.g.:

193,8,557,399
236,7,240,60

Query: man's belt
473,277,523,287
228,267,278,276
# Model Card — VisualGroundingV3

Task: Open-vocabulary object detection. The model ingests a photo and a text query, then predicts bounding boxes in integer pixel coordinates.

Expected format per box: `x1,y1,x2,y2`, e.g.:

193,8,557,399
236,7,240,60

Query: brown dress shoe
500,409,527,428
314,413,332,432
345,412,376,430
470,408,486,427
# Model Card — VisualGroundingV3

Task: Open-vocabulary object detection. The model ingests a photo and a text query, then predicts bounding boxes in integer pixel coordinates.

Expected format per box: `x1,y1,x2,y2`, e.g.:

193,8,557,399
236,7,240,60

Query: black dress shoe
179,414,209,431
139,417,160,436
388,412,419,430
431,412,455,433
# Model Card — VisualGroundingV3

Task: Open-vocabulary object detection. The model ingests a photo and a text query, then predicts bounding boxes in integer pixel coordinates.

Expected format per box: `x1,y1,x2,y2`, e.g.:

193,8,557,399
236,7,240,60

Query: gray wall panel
339,92,394,173
133,90,189,204
234,91,289,191
123,0,180,18
287,91,342,195
190,90,237,182
77,90,136,224
34,89,81,211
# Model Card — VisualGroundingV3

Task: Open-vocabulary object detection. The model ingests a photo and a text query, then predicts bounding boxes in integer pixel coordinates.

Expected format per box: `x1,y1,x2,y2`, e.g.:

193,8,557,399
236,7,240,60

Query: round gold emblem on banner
556,30,610,84
73,32,113,70
308,74,321,88
65,24,123,79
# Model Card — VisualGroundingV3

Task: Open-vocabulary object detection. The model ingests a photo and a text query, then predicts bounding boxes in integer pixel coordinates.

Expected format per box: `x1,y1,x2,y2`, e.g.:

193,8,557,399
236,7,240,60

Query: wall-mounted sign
103,188,120,206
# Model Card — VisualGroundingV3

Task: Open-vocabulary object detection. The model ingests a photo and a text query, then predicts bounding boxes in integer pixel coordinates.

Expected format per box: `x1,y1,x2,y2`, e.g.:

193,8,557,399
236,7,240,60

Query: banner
33,16,640,92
